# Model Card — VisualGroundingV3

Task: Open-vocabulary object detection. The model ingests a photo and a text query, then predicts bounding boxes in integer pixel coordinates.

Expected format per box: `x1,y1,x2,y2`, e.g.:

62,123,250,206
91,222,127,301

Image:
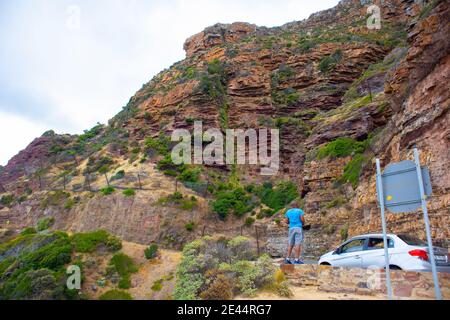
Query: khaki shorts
288,227,304,246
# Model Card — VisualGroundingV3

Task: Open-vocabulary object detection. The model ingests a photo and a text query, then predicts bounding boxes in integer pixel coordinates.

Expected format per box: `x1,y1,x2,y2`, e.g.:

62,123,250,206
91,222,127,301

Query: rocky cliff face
0,0,448,257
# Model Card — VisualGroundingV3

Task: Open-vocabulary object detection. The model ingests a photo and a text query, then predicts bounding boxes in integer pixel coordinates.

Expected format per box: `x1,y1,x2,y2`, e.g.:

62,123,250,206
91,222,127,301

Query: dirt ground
237,287,384,300
126,243,181,300
81,241,181,300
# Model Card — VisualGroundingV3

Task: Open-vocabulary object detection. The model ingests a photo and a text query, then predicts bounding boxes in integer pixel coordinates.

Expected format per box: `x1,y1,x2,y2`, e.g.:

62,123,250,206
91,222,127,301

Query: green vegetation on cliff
108,253,138,290
0,229,122,300
211,179,298,219
317,137,369,160
70,230,122,253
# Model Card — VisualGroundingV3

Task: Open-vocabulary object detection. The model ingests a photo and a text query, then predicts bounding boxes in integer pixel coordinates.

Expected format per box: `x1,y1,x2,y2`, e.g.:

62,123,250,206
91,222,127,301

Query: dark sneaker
284,258,292,265
293,260,305,265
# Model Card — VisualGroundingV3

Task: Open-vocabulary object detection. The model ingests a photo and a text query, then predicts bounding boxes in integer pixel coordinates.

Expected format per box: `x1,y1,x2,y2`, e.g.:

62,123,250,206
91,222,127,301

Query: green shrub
158,192,198,211
37,217,55,232
122,189,135,197
212,187,254,219
338,154,366,189
0,233,74,300
100,186,115,196
20,227,37,236
145,134,170,155
197,59,227,100
297,38,317,53
231,255,276,297
85,156,114,174
108,253,138,289
0,268,69,300
185,222,195,232
178,168,201,183
145,244,158,260
317,137,368,159
0,194,15,207
110,170,125,181
173,272,205,300
151,279,163,291
318,49,343,74
271,88,300,106
228,236,255,261
157,154,185,173
118,275,132,289
70,230,122,253
25,235,72,270
77,123,103,142
99,290,133,300
419,0,442,20
244,217,255,227
174,237,268,300
180,197,198,210
255,181,298,212
17,194,28,204
40,191,70,209
64,198,75,210
181,66,197,80
324,224,336,235
207,59,225,75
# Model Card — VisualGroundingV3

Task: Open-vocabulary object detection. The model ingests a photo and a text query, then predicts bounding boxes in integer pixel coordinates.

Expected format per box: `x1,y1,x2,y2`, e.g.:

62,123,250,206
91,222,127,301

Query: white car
318,233,450,273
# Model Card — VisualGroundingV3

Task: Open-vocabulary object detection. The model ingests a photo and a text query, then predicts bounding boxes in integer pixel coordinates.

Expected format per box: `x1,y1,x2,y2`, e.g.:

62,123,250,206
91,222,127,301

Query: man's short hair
290,200,300,208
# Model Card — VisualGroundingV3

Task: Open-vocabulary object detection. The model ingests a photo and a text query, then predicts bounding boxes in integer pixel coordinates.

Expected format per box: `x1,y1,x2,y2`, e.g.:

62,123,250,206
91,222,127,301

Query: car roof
348,234,398,239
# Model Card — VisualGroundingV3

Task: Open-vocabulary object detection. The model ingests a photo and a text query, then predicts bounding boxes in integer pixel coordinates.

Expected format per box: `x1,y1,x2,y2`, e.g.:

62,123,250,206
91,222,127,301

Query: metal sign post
413,148,442,300
376,159,393,300
376,148,442,300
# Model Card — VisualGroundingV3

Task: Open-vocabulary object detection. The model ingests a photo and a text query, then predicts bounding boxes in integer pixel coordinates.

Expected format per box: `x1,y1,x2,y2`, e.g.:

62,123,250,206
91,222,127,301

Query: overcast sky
0,0,340,165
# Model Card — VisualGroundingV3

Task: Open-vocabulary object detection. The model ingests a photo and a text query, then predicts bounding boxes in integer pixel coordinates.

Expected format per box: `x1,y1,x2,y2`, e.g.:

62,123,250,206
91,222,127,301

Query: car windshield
398,234,427,246
340,239,365,254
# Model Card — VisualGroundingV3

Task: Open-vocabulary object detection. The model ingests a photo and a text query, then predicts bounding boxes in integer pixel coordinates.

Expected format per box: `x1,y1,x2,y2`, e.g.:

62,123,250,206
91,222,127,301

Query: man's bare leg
294,245,302,260
286,245,294,260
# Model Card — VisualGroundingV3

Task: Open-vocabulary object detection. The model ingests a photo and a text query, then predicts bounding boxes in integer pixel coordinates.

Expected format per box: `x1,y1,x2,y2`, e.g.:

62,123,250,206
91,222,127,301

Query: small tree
35,168,46,190
98,165,110,187
145,244,158,260
60,170,70,190
84,169,92,192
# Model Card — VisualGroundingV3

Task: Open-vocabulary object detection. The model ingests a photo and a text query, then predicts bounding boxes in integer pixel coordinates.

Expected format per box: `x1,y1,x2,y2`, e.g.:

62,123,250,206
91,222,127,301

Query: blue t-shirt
285,208,304,229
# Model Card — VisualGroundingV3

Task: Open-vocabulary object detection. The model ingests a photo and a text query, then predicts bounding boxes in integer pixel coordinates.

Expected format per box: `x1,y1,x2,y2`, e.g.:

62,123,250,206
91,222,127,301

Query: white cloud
0,0,340,165
0,111,48,166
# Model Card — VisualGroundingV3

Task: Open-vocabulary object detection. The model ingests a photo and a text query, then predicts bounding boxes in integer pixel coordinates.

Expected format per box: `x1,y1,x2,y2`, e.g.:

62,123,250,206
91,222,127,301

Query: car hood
319,251,335,260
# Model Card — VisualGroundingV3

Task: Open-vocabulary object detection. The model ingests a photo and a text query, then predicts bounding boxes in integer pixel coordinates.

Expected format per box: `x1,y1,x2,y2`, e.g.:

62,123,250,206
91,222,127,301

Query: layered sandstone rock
184,22,257,58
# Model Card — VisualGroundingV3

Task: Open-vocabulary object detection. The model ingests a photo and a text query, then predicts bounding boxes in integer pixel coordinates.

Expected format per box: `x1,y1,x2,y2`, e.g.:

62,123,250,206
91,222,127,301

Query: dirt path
81,241,181,300
126,243,181,300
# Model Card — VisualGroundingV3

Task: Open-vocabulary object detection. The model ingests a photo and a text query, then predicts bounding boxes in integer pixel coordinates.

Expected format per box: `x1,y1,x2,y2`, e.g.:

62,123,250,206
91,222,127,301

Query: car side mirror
333,248,340,255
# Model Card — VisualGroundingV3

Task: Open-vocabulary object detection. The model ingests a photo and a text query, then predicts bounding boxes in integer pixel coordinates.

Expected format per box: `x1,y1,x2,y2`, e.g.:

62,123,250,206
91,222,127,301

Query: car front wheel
388,265,402,270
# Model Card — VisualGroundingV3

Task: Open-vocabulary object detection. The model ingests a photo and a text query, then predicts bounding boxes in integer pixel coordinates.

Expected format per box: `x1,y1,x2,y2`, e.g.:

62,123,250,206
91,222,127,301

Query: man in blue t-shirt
284,202,305,265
